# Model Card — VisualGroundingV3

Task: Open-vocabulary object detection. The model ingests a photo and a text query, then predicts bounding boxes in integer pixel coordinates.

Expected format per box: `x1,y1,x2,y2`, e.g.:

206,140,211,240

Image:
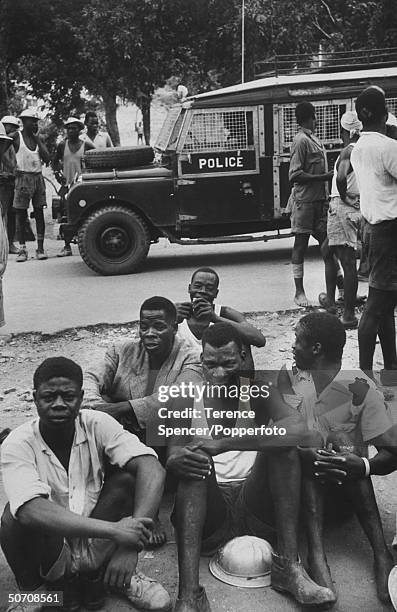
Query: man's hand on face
95,401,131,421
111,516,153,550
166,446,212,480
192,297,215,321
312,449,366,484
176,302,192,322
104,547,138,590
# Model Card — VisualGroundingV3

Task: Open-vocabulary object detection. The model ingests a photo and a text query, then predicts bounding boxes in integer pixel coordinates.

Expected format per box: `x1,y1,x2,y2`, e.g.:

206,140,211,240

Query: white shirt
351,132,397,224
15,132,42,173
177,304,222,348
330,143,359,202
1,409,156,518
81,132,113,149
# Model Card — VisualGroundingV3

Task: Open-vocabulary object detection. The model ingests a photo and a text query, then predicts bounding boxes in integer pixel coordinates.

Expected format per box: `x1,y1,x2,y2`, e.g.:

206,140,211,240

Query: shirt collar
34,412,87,453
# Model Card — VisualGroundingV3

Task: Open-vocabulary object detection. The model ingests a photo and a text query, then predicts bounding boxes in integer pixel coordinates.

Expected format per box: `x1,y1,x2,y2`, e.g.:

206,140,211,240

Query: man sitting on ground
167,322,336,611
84,296,201,435
176,267,266,374
278,312,395,603
84,296,201,546
0,357,170,612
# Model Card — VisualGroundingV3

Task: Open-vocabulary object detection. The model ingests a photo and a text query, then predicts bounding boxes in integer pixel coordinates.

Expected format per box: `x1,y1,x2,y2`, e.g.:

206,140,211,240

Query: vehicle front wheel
78,205,151,275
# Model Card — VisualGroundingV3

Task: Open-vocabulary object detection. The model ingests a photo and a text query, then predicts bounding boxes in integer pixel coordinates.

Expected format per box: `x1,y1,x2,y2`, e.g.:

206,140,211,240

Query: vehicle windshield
155,107,184,151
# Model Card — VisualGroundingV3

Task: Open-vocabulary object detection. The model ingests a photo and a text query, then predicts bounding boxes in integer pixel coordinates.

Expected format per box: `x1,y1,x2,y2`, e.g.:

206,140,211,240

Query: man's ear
80,389,84,401
312,342,322,356
188,283,192,294
214,288,219,299
33,389,37,403
240,349,246,363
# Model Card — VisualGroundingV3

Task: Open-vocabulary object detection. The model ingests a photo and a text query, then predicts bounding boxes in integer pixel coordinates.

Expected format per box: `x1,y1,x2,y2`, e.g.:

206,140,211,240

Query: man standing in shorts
289,102,336,307
326,111,362,329
0,116,19,254
351,87,397,384
13,108,50,262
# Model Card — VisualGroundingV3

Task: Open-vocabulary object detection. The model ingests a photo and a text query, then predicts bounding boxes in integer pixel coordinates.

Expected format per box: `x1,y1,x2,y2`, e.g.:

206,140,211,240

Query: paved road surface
1,236,347,335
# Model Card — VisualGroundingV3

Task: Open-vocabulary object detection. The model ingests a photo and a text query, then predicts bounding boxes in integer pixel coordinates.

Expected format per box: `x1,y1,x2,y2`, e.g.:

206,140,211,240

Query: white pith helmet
1,116,19,127
209,536,274,588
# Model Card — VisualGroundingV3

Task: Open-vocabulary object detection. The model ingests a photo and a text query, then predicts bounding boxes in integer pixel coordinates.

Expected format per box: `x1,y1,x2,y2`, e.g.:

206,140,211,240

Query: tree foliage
1,0,396,140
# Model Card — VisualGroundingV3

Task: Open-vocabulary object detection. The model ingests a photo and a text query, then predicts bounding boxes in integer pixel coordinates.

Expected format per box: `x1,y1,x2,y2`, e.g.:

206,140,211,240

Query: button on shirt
1,409,157,519
289,128,328,203
351,132,397,224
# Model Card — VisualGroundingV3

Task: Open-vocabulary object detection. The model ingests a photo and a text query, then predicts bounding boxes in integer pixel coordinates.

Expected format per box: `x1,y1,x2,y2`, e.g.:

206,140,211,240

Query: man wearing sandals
0,357,171,612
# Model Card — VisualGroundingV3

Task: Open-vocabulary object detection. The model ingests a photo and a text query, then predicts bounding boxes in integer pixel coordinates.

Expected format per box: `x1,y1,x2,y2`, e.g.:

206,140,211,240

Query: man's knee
105,469,135,493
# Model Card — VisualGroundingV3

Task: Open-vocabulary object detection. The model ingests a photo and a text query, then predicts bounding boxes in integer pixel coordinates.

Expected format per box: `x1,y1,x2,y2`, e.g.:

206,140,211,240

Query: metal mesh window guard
281,103,346,150
386,98,397,118
183,110,254,152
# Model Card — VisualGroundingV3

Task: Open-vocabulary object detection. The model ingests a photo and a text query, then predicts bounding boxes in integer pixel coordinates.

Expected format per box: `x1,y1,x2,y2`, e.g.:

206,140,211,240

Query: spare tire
84,146,154,170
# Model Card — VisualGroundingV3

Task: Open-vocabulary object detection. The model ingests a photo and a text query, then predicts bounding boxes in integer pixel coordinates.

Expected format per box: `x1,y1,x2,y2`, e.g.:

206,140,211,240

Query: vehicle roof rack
255,47,397,78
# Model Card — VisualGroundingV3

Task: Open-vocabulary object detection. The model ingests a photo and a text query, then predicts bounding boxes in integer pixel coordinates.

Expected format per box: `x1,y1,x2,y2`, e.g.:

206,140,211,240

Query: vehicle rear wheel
78,205,151,275
84,146,154,170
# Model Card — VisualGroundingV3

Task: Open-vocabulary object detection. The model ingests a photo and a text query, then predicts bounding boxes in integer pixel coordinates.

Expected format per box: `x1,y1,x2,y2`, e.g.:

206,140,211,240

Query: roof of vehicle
189,66,397,108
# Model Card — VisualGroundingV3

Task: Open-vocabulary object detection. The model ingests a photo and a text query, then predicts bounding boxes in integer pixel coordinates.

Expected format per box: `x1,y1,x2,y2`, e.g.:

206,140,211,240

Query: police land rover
62,51,397,276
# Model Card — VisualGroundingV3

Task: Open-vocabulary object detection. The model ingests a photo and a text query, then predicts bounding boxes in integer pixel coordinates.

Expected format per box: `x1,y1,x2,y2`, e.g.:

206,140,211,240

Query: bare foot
294,291,310,307
146,517,167,549
308,554,336,595
374,551,394,603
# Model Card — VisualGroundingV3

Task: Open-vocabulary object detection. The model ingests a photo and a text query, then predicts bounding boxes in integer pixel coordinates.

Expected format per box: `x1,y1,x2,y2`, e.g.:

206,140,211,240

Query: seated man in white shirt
0,357,170,612
278,312,396,604
176,267,266,375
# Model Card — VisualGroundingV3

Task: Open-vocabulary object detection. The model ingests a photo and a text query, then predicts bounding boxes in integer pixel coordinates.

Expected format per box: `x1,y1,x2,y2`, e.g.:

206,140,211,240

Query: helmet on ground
1,115,19,127
209,536,273,588
388,565,397,611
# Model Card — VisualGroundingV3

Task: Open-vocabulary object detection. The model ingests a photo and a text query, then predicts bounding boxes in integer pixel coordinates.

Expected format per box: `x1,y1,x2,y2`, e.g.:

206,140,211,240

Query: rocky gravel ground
1,308,397,612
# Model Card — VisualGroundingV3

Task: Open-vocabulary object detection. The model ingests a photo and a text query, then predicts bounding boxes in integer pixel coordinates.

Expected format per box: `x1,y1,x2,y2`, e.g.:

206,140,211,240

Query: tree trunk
101,90,120,146
0,58,8,118
141,96,151,145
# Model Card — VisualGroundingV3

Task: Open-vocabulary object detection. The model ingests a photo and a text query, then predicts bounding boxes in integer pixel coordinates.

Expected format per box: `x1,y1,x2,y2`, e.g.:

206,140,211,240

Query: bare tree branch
320,0,344,34
312,18,332,40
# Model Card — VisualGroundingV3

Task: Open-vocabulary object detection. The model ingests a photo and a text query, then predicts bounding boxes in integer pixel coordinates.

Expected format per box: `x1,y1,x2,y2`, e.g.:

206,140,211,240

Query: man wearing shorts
13,109,50,262
326,111,362,329
289,102,336,307
167,323,336,611
0,357,170,612
351,87,397,384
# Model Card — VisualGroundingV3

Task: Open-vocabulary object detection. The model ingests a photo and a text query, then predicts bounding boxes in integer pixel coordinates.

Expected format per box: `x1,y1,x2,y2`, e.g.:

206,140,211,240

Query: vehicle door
175,106,264,231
